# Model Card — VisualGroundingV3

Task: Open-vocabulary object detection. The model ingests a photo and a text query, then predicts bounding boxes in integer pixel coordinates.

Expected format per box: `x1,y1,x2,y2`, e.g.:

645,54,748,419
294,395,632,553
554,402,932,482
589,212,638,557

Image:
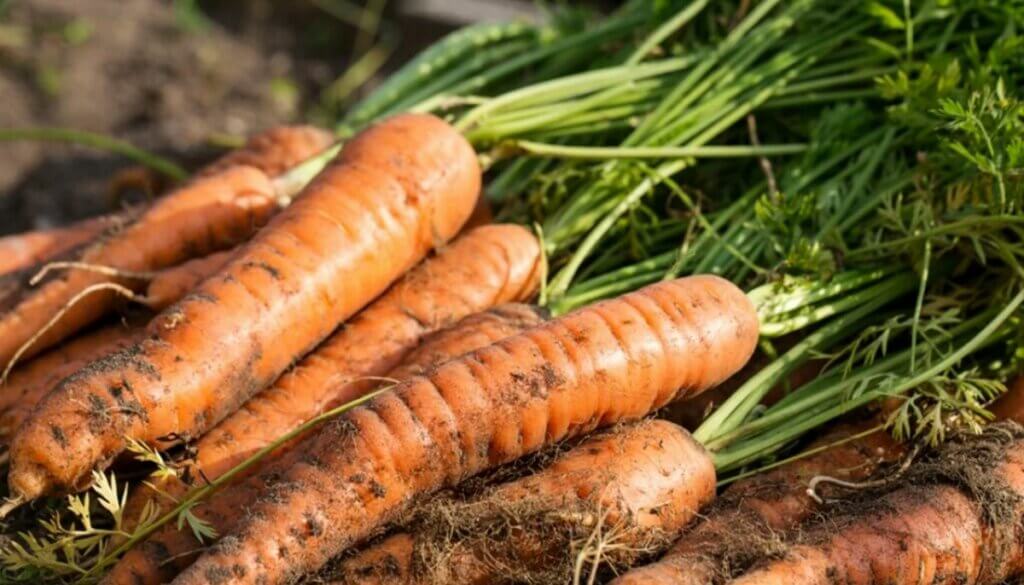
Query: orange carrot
333,419,714,585
0,216,115,277
105,299,541,585
114,228,541,534
169,275,757,585
8,113,480,501
196,125,334,180
728,423,1024,585
0,125,332,369
610,420,904,585
0,258,228,445
0,325,146,442
142,250,234,310
388,303,546,380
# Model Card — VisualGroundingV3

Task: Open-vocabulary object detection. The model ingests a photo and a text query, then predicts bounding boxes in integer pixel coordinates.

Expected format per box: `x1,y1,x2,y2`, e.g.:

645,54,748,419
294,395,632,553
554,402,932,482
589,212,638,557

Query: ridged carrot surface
334,419,714,585
171,275,758,585
729,424,1024,585
114,228,541,536
0,216,114,277
105,296,541,585
0,125,332,368
8,114,480,500
611,420,903,585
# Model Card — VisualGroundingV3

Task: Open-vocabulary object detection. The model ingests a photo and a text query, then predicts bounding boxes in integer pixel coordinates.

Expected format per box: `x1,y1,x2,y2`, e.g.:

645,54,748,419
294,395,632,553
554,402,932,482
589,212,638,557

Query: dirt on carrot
0,216,115,277
113,225,541,536
0,125,332,369
730,422,1024,585
7,114,481,503
168,275,757,585
328,419,713,585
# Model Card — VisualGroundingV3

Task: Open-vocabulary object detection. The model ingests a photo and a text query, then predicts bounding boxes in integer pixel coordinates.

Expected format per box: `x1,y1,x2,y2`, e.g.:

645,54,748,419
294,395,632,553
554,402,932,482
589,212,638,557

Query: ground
0,0,456,234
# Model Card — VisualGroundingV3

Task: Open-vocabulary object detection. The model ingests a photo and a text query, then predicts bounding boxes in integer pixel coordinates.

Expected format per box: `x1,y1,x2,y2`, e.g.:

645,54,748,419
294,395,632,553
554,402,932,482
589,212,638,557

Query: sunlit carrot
171,275,758,585
8,114,480,503
106,301,542,585
333,419,713,585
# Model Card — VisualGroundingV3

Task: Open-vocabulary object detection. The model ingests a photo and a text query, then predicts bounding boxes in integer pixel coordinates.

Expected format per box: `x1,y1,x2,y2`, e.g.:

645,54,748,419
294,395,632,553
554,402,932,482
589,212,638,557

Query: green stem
0,127,187,181
626,0,709,64
693,272,917,444
507,141,808,160
713,294,1021,471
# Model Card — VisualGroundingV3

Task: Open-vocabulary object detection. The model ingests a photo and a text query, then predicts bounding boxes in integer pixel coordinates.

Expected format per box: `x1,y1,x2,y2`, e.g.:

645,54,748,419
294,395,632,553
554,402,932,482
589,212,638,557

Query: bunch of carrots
1,1,1023,584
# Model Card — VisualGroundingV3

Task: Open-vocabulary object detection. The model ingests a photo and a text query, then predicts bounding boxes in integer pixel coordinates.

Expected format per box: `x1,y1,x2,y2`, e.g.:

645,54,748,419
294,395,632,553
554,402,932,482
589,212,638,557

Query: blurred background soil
0,0,548,234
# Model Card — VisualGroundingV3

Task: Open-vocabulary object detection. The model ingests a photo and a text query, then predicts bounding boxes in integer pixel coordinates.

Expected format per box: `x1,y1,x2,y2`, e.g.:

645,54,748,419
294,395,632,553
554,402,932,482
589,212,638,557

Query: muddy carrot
169,275,757,585
0,125,332,368
0,260,226,444
0,216,114,277
105,295,541,585
8,113,480,502
0,324,146,442
113,227,541,536
728,422,1024,585
610,420,904,585
142,250,234,310
333,419,714,585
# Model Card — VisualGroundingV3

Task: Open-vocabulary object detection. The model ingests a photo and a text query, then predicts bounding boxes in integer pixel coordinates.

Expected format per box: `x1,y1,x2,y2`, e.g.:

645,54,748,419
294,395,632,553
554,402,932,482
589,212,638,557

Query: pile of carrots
1,1,1024,584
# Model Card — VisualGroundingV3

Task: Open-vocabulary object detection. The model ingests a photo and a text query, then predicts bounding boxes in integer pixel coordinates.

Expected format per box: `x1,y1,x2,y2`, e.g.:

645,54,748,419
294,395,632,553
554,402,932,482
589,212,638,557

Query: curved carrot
142,250,234,310
9,113,480,501
729,424,1024,585
196,125,334,180
0,126,332,368
610,420,904,585
105,295,541,585
115,228,541,534
0,216,114,277
333,419,714,585
171,275,758,585
0,325,146,442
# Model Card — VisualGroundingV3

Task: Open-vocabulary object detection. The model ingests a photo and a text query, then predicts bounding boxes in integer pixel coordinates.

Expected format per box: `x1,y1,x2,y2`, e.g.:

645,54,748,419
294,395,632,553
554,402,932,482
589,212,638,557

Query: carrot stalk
168,275,757,585
334,419,714,585
105,300,543,585
7,114,479,501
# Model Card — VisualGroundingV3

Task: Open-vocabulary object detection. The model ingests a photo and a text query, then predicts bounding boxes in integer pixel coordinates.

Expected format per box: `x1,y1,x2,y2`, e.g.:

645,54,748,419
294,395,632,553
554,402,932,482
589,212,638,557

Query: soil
0,0,455,235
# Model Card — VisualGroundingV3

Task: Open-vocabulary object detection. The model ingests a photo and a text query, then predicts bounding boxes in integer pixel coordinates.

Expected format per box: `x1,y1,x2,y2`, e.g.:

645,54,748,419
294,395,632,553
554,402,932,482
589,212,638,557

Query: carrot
195,125,334,180
728,422,1024,585
609,420,904,585
8,113,481,502
169,275,757,585
0,216,114,277
0,125,333,369
105,298,541,585
141,250,234,310
332,419,714,585
114,228,541,534
0,258,229,446
0,324,146,443
388,303,546,380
